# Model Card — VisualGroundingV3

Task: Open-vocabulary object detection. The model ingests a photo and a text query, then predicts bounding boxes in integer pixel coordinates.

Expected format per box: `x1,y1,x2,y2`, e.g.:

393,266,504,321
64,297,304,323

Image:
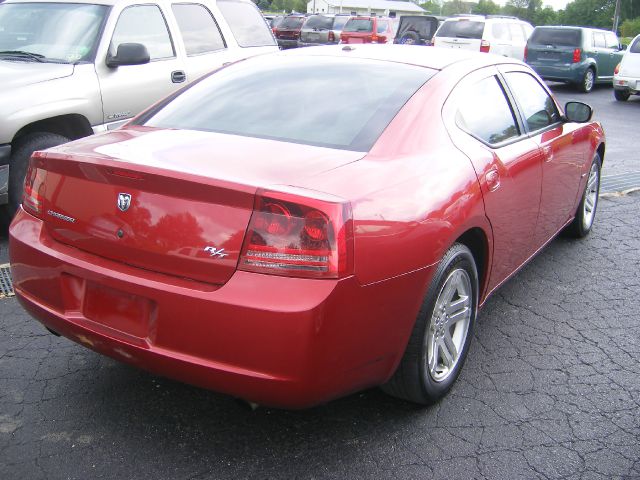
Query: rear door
433,18,484,52
526,28,581,66
443,66,543,290
603,31,624,77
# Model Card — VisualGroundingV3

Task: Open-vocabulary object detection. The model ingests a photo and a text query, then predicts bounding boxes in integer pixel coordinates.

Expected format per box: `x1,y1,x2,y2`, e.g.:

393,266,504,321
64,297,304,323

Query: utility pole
612,0,621,33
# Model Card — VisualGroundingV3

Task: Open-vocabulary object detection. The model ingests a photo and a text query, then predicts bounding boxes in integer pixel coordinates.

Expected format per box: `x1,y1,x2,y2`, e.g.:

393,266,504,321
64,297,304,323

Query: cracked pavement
1,87,639,479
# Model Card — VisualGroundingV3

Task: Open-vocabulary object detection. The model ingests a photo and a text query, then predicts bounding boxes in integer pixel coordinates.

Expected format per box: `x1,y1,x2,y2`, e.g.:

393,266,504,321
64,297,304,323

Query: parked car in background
267,14,284,34
526,26,624,93
613,33,640,101
394,15,441,46
0,0,278,224
340,16,394,44
273,14,305,49
10,45,604,409
433,15,533,60
298,14,350,47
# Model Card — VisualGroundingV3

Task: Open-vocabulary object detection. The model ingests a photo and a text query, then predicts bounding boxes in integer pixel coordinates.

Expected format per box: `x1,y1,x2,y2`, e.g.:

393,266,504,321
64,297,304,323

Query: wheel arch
454,227,491,303
12,114,93,147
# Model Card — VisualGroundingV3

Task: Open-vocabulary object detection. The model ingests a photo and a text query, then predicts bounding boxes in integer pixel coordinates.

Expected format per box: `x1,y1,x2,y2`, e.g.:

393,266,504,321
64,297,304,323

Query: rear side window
216,0,276,47
509,23,525,42
456,76,519,145
143,57,434,151
631,37,640,53
436,20,484,39
344,19,373,32
111,5,174,60
172,4,225,55
592,32,606,48
333,16,349,30
377,20,388,34
505,72,560,132
492,23,509,41
304,15,333,30
605,32,619,49
530,28,580,47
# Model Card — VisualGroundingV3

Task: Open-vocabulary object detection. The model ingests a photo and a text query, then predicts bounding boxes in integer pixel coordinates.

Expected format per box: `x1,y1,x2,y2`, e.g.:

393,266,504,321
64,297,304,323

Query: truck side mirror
106,43,150,68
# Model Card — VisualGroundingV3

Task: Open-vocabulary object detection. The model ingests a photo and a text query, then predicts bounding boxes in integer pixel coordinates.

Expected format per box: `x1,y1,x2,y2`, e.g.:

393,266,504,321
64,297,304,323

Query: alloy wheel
583,161,599,230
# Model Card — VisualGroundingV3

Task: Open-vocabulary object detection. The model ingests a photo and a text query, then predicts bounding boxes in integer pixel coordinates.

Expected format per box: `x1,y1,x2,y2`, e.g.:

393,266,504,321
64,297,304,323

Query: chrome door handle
171,70,186,83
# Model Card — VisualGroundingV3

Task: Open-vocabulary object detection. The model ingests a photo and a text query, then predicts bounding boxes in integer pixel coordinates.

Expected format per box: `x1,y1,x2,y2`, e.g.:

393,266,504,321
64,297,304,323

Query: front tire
565,153,601,238
381,243,478,405
578,68,595,93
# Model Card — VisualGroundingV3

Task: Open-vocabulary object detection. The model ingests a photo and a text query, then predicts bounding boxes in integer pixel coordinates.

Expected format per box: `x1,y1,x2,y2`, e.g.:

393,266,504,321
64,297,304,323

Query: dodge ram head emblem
117,193,132,212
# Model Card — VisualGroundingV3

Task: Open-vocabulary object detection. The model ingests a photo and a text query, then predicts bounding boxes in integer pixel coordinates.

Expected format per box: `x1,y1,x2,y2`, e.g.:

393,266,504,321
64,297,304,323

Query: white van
432,15,533,61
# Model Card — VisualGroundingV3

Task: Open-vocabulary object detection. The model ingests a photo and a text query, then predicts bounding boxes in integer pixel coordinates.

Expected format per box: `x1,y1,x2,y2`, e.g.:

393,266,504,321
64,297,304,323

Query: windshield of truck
0,2,107,63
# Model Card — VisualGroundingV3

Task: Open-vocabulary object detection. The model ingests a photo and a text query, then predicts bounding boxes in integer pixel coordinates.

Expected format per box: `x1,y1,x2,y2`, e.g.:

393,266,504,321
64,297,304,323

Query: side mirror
106,43,150,68
565,101,593,123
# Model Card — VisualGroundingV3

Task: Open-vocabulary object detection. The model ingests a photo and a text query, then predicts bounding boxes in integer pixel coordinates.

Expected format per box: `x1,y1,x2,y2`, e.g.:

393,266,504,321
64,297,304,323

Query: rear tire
381,243,478,405
578,68,595,93
614,89,630,101
565,153,601,238
6,133,69,219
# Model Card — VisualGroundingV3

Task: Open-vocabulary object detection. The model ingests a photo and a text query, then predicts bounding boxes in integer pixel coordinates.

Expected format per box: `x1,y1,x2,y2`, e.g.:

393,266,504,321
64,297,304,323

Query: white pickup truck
0,0,278,222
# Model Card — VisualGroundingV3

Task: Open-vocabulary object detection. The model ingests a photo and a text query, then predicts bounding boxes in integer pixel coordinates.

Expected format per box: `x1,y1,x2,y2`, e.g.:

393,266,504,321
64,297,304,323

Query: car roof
281,44,517,71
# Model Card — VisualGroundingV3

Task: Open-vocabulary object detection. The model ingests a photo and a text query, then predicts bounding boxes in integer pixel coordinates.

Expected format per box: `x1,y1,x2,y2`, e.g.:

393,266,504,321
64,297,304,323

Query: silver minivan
298,14,351,47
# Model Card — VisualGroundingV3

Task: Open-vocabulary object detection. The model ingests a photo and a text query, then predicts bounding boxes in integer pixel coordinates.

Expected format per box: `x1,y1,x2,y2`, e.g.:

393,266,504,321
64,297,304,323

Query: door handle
542,145,554,162
486,168,500,192
171,70,186,83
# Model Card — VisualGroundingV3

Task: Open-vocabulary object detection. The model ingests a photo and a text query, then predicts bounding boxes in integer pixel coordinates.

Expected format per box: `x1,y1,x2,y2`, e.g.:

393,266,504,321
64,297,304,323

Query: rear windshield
344,19,373,33
436,20,484,39
304,15,334,30
630,36,640,53
216,0,275,47
530,28,581,46
142,57,434,152
279,16,305,29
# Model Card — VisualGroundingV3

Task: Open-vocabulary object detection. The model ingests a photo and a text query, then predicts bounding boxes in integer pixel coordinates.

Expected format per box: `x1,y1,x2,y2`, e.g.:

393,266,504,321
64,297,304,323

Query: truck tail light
572,48,582,63
371,34,379,43
480,40,490,53
22,159,46,219
239,189,354,279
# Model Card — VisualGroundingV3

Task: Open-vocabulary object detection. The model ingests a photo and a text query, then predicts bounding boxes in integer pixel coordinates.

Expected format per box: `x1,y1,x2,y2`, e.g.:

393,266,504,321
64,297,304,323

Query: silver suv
0,0,277,222
298,14,351,47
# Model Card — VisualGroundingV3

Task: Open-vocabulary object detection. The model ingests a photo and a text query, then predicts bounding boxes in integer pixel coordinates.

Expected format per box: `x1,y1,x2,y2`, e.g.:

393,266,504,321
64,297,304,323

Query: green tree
621,17,640,37
419,1,443,14
473,0,500,15
533,6,558,26
559,0,615,30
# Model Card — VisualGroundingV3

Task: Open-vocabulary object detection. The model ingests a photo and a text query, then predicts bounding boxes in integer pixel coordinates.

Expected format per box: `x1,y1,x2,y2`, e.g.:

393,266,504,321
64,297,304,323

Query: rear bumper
613,75,640,93
298,40,338,47
9,209,433,408
276,38,298,49
528,62,586,83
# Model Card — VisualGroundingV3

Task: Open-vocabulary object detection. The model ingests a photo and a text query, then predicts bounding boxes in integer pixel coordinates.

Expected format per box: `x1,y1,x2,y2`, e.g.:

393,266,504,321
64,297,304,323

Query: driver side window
504,72,560,132
110,5,175,60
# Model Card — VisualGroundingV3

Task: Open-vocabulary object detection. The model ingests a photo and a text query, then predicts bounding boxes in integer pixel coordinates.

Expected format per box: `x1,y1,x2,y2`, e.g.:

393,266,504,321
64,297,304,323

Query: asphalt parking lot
1,84,639,480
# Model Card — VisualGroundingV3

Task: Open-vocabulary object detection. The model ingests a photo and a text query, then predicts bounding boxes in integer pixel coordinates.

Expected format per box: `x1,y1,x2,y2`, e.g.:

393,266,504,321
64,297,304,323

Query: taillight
371,34,379,43
572,48,581,63
22,158,46,218
480,39,490,53
328,31,335,42
239,188,354,279
524,44,528,61
614,62,620,75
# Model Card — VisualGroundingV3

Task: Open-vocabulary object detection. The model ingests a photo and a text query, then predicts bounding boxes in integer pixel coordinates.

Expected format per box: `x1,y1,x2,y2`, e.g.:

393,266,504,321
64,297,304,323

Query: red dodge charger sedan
9,45,604,408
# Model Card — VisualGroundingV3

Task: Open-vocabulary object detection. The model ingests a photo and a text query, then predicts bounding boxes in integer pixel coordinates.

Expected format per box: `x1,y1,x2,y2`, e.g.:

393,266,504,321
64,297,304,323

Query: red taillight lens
371,34,379,43
328,31,335,42
22,160,46,218
614,62,620,75
572,48,581,63
480,39,490,53
524,45,528,61
239,189,353,279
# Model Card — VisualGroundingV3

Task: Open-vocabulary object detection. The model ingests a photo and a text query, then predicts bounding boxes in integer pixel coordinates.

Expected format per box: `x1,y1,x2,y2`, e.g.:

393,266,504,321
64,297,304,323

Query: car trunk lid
37,127,364,285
